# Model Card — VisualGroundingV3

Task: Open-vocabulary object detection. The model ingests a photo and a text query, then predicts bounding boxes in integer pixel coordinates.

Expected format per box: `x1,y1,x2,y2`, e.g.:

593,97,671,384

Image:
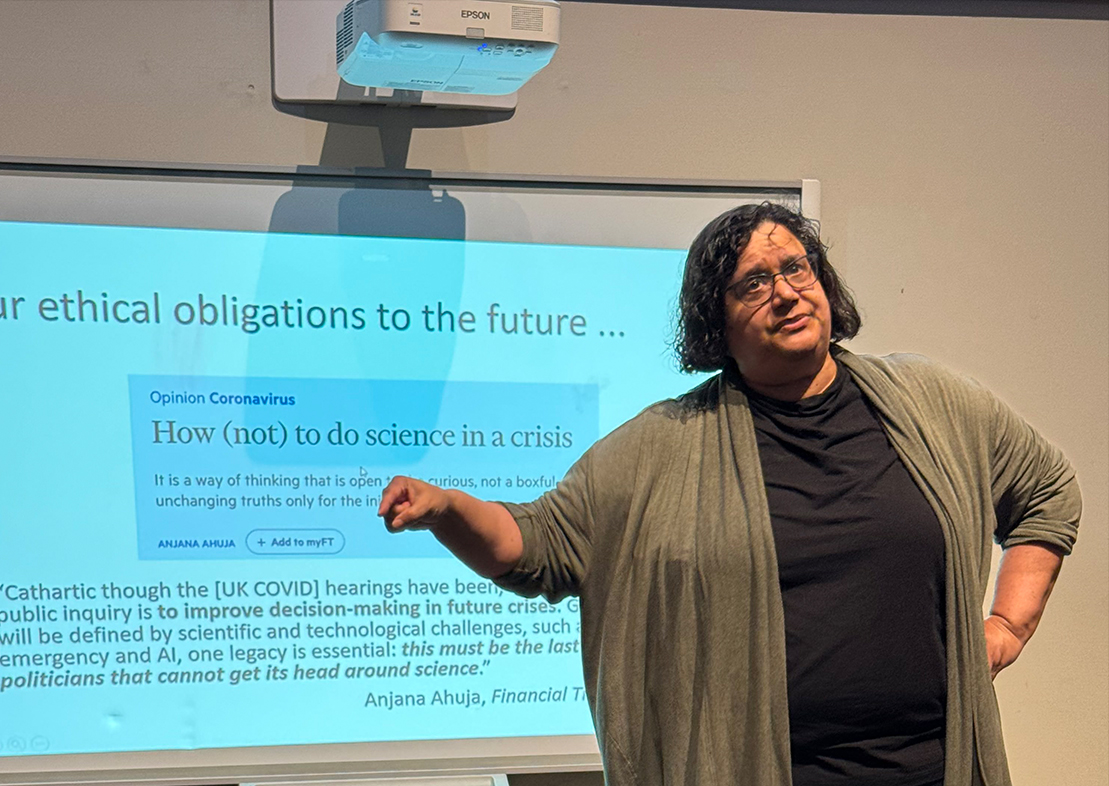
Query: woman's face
722,221,833,387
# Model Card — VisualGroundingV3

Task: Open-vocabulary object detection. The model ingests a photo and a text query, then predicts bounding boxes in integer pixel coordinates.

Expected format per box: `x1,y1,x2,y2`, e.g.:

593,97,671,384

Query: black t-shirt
746,363,947,786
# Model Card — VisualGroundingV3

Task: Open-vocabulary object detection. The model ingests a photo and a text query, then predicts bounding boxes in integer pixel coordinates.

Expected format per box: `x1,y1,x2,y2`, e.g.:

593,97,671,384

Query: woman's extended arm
377,475,523,579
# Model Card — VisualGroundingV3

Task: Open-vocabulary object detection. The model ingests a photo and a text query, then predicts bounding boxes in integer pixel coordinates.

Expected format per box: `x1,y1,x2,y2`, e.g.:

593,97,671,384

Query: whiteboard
0,165,813,785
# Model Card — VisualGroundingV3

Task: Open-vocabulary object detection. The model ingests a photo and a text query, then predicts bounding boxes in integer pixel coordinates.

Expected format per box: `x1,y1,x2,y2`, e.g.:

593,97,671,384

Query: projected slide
0,220,694,756
130,375,596,560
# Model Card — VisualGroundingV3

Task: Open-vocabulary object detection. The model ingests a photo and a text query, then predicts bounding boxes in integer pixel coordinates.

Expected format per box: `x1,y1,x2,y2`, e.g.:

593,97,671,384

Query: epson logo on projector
461,9,491,19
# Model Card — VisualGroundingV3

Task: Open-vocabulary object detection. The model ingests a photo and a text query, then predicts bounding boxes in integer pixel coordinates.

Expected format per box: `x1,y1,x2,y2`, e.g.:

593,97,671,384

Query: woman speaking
378,202,1079,786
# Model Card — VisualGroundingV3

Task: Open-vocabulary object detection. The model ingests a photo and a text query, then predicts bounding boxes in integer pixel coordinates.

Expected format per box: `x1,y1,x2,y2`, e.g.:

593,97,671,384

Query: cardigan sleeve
988,391,1081,554
490,408,648,603
844,350,1081,556
491,448,596,603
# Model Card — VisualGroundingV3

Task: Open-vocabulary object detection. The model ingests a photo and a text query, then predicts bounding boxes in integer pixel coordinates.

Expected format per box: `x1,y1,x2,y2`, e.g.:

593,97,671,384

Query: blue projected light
0,219,702,757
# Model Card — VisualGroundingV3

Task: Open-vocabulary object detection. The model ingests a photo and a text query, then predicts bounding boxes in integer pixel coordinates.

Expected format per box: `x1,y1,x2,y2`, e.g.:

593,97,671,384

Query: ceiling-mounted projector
336,0,560,96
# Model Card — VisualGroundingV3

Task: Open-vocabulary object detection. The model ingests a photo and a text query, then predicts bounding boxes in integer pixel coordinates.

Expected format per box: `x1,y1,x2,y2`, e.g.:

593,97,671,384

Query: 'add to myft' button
246,529,345,555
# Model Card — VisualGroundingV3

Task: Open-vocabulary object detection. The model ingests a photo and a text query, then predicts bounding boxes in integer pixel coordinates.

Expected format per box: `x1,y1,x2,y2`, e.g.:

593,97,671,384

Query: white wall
0,2,1105,784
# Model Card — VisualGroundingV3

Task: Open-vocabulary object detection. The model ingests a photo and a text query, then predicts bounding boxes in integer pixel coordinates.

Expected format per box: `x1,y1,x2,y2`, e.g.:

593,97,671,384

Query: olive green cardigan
495,350,1080,786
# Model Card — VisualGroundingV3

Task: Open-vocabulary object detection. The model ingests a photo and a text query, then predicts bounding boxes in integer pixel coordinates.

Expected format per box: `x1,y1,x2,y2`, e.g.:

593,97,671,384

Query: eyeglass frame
725,252,821,308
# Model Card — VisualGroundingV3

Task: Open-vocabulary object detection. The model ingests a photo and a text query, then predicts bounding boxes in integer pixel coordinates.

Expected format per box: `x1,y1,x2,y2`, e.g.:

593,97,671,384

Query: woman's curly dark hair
674,201,861,373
